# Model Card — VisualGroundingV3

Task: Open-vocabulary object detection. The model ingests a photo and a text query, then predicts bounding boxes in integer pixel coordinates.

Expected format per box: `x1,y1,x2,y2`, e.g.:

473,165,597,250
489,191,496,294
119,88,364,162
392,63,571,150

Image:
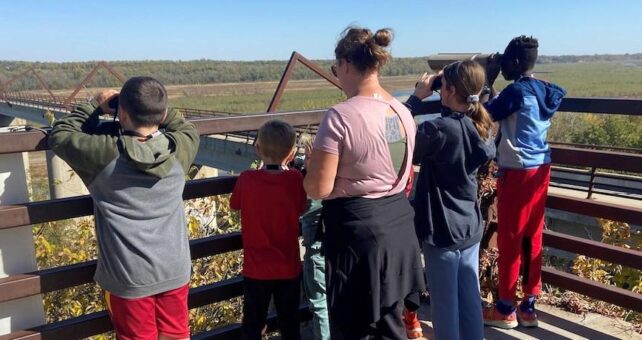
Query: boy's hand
94,90,119,115
413,72,437,100
485,53,502,86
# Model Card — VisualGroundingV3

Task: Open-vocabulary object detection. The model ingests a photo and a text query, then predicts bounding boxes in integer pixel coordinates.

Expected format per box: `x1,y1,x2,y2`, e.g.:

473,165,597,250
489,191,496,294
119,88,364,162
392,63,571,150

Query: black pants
323,194,425,340
329,300,405,340
242,276,301,340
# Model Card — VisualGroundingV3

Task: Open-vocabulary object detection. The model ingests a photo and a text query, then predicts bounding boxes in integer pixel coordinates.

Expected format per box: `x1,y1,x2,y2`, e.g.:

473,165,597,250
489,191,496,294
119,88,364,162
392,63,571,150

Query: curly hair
504,35,539,72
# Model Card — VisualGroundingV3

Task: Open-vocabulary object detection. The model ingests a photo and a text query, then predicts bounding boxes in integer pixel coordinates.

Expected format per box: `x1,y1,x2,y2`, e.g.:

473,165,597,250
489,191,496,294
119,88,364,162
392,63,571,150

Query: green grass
169,88,345,113
501,61,642,97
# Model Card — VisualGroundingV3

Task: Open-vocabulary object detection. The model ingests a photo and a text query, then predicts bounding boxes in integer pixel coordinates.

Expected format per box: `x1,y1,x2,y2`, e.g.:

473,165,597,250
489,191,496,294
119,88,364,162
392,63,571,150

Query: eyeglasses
330,64,338,77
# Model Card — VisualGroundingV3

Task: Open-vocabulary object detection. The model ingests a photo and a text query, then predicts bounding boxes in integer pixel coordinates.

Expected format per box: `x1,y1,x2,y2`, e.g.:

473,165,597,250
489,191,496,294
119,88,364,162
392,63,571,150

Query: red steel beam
31,69,57,102
0,68,57,103
267,51,341,113
267,52,300,113
62,62,125,108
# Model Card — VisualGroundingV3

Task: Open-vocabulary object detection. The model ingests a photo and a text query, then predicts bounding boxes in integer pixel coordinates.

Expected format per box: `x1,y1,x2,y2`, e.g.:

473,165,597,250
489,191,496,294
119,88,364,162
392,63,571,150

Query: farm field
32,60,642,113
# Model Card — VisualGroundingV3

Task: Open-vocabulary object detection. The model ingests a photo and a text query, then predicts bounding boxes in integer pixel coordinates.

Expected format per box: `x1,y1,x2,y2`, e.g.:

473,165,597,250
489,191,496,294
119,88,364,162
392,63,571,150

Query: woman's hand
413,72,437,100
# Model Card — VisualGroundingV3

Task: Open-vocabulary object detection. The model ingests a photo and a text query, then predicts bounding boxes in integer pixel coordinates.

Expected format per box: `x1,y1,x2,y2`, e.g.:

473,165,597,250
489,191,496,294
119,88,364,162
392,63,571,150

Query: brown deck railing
0,98,641,339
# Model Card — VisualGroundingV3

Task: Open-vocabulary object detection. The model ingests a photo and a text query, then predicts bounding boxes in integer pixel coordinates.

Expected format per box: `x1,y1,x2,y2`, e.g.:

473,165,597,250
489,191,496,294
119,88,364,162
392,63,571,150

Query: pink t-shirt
313,96,416,199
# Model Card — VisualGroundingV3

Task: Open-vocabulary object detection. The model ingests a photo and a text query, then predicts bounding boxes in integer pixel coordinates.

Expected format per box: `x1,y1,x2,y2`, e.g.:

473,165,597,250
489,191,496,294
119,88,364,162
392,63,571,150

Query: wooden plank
0,129,49,154
0,176,238,230
551,145,642,173
1,277,247,340
546,192,642,226
0,233,242,303
543,230,642,270
542,267,642,313
192,305,312,340
558,97,642,115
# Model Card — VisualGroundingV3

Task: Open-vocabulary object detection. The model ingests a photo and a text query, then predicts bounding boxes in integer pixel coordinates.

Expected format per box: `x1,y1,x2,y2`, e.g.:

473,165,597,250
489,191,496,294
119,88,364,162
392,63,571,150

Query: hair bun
373,28,392,47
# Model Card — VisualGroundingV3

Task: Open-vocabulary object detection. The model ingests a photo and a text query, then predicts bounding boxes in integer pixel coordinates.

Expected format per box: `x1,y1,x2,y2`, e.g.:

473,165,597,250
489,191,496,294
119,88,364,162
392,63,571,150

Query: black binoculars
108,95,119,110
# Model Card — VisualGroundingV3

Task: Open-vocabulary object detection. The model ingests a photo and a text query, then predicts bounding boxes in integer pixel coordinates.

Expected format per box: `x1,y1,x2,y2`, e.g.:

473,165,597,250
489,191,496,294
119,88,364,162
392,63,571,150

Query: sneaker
516,307,538,328
403,308,423,339
483,306,518,329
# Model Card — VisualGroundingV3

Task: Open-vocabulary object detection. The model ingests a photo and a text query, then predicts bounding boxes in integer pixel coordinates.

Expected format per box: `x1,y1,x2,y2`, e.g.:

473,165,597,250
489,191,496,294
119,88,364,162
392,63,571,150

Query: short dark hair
504,35,539,72
119,76,167,127
257,119,296,161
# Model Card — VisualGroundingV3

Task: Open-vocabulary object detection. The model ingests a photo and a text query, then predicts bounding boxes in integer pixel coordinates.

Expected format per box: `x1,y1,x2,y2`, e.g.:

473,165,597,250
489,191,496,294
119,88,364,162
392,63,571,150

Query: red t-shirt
230,169,306,280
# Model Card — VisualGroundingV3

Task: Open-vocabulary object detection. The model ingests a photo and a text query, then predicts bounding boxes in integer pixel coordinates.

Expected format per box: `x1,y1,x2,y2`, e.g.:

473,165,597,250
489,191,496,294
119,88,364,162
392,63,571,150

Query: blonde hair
299,132,312,146
443,60,494,140
334,26,393,73
257,119,297,160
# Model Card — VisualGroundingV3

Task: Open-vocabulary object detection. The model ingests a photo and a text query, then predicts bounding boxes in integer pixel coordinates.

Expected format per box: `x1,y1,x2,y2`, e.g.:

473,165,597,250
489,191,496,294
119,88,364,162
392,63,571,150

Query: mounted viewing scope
426,53,502,91
427,53,500,72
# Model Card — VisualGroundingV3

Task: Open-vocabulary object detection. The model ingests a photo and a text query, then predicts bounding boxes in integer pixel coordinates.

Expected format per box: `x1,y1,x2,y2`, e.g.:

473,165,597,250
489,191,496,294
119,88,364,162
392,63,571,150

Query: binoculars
108,95,119,110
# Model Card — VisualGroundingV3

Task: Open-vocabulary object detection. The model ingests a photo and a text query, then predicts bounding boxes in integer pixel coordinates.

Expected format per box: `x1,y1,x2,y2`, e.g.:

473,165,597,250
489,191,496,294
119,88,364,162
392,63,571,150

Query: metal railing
0,98,640,339
0,110,322,340
1,55,642,338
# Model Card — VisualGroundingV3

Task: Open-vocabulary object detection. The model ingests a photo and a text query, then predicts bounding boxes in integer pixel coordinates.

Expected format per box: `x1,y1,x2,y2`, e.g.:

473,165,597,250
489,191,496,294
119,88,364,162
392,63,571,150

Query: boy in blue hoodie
483,36,566,329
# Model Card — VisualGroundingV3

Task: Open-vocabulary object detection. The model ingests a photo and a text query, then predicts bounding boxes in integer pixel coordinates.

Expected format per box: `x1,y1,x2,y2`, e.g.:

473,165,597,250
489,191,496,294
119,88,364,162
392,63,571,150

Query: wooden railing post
46,150,89,199
0,124,45,335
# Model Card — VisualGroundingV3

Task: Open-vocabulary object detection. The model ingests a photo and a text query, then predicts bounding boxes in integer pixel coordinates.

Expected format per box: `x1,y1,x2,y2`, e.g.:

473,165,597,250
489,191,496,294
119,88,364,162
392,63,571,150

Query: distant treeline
1,53,641,91
537,53,642,64
0,58,427,91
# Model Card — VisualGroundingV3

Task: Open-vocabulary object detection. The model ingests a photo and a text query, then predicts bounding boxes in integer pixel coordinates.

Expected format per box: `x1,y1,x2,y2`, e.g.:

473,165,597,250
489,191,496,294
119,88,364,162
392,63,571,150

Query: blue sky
1,0,641,62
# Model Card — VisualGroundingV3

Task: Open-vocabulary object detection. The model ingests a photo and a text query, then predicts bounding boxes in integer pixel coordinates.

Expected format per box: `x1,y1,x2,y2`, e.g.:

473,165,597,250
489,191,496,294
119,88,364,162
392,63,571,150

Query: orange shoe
483,306,518,329
403,308,423,339
516,307,538,328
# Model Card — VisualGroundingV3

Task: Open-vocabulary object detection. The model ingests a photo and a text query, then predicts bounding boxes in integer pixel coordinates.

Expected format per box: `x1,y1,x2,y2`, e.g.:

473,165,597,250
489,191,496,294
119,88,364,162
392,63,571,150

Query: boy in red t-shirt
230,119,307,340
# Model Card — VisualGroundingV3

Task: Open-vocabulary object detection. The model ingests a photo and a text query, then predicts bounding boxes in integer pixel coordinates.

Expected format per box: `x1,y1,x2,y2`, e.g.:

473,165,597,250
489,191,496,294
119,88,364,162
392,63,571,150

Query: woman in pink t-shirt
304,26,425,340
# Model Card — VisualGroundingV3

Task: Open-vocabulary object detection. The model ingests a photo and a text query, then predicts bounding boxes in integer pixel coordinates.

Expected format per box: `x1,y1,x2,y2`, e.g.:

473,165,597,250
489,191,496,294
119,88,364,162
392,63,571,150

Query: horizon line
2,52,642,64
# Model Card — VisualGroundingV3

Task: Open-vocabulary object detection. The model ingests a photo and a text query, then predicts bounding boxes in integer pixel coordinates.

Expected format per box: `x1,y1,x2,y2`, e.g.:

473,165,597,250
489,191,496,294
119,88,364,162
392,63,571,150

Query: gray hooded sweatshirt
49,103,200,298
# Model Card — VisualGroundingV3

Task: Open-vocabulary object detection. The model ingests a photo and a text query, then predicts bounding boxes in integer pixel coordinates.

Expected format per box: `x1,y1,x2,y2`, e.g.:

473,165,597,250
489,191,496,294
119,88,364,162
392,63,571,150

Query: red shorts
105,284,190,340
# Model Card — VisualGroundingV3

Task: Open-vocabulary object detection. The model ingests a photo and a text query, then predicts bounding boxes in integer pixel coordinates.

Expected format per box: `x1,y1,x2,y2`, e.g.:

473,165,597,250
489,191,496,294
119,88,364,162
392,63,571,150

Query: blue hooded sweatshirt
486,77,567,169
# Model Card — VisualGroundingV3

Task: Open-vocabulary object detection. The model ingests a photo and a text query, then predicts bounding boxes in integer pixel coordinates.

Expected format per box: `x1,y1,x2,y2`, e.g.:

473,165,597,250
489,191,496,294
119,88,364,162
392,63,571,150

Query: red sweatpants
497,164,550,301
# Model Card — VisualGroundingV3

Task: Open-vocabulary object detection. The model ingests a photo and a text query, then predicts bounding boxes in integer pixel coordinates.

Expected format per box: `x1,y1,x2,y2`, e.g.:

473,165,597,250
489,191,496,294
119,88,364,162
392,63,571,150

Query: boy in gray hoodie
49,77,199,340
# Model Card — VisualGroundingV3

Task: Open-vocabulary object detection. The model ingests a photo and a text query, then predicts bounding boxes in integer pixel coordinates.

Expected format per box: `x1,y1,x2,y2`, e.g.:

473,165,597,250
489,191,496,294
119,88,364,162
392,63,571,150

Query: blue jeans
424,242,483,340
301,201,330,340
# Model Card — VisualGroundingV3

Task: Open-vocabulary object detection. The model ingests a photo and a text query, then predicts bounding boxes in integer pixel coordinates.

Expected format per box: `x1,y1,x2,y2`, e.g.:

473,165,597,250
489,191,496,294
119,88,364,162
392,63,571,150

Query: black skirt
322,193,425,334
